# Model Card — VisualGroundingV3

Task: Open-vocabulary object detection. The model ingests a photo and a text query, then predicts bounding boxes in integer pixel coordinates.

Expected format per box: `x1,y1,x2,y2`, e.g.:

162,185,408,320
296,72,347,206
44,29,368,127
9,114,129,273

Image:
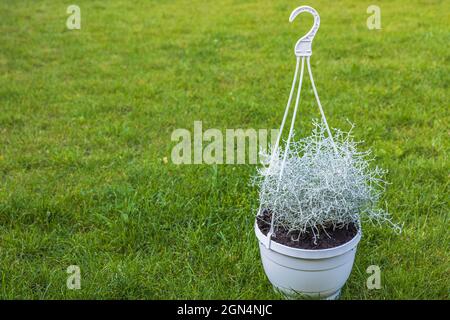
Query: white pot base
273,285,341,300
326,290,341,300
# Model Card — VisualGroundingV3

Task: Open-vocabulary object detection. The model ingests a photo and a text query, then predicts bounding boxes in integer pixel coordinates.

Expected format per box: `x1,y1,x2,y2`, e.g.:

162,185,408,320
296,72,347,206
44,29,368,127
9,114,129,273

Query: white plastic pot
255,221,361,299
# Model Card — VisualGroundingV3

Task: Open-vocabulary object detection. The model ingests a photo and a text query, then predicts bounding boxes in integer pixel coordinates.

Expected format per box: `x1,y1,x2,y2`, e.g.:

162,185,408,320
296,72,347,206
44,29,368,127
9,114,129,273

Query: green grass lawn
0,0,448,299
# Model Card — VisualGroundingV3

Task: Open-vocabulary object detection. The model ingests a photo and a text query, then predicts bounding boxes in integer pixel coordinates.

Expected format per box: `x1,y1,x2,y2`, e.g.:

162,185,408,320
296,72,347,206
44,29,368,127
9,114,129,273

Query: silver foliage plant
254,120,401,238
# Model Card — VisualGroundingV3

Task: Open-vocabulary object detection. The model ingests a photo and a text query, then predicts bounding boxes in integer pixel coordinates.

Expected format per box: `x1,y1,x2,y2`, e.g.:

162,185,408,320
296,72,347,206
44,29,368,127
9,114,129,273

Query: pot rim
254,220,361,259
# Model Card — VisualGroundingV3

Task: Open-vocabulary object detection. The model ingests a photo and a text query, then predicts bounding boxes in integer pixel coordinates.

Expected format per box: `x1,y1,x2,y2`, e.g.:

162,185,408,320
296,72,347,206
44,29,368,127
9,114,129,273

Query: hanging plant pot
251,5,399,300
254,219,361,299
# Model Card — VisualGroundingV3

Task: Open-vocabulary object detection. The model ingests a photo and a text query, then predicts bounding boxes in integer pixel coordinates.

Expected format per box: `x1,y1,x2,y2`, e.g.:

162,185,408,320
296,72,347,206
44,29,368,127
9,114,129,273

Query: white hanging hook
289,6,320,57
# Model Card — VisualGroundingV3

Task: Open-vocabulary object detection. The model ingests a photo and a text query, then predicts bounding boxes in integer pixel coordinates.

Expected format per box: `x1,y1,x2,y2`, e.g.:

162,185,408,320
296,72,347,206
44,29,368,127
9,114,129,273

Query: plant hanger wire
260,6,338,249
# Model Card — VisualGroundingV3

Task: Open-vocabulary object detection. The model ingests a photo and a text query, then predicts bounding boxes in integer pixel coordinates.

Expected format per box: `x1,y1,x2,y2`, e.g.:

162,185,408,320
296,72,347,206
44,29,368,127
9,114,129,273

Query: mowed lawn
0,0,448,299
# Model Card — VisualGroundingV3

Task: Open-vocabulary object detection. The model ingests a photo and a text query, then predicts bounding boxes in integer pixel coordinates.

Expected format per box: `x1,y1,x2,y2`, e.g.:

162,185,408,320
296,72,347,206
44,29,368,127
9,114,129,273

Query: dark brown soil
257,209,358,250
